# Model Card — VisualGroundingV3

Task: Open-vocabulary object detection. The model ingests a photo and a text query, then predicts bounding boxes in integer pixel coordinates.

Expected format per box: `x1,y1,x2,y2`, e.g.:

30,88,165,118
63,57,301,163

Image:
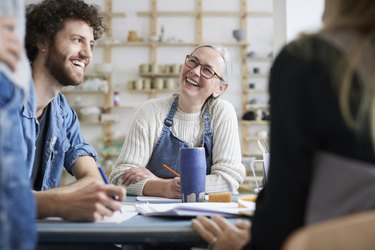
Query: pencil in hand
162,164,180,177
98,165,122,213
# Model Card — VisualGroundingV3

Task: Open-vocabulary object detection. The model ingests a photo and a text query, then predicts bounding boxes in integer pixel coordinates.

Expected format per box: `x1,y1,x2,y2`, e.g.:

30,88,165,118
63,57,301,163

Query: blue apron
146,95,213,178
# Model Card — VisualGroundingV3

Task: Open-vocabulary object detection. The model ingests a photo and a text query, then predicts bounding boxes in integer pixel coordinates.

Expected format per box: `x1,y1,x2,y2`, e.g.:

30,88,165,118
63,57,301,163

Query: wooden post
195,0,202,44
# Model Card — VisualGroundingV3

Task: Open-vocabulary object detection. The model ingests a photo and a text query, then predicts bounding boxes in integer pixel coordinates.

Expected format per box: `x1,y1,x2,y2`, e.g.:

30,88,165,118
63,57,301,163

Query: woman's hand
142,177,181,199
164,177,181,198
122,167,159,185
191,215,251,250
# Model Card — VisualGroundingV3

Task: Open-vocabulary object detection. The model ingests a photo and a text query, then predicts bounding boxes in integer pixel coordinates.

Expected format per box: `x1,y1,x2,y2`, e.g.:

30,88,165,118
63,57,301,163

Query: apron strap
164,95,179,127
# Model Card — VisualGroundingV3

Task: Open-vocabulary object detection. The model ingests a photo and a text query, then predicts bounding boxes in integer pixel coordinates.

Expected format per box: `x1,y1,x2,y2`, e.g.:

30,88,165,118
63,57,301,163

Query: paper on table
136,195,209,203
136,196,181,202
135,202,253,217
98,204,138,223
44,204,138,223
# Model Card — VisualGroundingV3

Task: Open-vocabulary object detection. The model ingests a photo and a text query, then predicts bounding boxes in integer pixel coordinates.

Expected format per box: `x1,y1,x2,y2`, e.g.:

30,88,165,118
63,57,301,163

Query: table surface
37,195,246,245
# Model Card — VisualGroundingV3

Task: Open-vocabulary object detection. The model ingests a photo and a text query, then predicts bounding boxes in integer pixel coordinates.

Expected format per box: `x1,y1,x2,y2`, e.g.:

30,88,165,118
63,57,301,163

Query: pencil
98,165,122,213
163,164,180,177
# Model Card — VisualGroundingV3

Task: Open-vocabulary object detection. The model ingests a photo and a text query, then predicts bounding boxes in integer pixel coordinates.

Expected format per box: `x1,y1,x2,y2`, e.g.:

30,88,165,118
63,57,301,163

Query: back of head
321,0,375,147
25,0,106,63
323,0,375,34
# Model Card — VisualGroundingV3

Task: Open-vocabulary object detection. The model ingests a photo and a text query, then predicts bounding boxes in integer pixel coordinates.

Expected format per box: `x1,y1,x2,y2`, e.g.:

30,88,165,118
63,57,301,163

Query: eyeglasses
184,55,225,81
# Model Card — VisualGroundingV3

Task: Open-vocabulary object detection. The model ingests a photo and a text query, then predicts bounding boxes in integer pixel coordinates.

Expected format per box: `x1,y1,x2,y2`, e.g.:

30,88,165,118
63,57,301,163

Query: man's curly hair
25,0,106,62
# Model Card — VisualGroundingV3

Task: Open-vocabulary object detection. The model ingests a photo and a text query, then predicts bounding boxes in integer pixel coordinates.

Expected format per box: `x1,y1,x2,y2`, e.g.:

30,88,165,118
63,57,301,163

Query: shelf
140,73,179,78
84,72,111,78
247,57,273,63
248,73,269,78
62,89,108,94
127,88,178,93
97,41,198,47
240,120,269,126
243,89,268,94
96,40,249,47
136,11,272,18
101,12,126,18
93,0,274,160
245,104,270,110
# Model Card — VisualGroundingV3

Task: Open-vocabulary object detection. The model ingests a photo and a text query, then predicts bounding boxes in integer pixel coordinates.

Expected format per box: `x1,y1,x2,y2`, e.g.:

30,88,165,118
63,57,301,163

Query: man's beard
44,45,84,87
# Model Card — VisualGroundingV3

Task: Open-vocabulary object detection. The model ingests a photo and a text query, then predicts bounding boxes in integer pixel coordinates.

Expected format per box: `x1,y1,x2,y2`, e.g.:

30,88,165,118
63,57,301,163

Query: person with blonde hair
192,0,375,249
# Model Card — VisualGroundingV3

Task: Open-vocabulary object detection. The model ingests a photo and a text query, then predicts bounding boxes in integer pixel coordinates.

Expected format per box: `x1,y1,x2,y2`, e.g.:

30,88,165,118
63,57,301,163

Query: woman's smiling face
179,46,227,103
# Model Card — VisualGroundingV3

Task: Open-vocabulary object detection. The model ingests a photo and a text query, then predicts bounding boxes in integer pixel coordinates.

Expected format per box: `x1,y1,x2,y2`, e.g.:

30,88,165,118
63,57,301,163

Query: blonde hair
321,0,375,146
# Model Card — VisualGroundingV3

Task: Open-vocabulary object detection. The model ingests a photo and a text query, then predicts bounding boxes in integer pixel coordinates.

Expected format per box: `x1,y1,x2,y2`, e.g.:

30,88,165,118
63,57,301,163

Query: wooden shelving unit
81,0,274,160
239,2,274,157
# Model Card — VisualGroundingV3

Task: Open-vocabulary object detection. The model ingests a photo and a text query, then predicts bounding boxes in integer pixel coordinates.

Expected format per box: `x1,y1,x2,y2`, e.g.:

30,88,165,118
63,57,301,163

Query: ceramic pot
233,29,245,42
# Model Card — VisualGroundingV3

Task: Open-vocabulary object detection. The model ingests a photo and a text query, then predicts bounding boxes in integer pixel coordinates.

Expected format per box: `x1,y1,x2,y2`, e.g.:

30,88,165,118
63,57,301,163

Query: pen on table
162,164,180,177
98,165,122,213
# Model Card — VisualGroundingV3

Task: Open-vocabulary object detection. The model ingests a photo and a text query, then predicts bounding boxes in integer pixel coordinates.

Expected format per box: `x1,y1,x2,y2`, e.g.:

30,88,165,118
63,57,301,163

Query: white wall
286,0,324,41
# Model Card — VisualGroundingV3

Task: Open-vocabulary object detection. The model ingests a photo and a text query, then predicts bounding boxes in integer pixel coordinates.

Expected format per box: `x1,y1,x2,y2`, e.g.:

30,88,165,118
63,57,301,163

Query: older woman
110,44,245,198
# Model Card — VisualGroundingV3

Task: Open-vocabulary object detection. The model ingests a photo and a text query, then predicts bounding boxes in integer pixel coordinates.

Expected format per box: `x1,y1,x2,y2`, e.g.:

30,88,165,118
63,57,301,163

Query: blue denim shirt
21,89,98,190
0,74,36,250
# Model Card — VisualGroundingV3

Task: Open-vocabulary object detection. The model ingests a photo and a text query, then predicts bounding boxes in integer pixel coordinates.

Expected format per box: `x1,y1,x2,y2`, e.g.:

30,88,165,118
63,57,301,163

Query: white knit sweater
110,95,245,195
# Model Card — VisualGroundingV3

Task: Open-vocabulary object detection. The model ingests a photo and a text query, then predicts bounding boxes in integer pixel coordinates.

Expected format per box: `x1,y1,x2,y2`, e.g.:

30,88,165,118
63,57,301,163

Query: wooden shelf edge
62,89,108,94
97,41,249,47
240,120,269,126
136,11,273,18
247,57,273,62
140,73,179,78
127,88,178,93
102,12,126,18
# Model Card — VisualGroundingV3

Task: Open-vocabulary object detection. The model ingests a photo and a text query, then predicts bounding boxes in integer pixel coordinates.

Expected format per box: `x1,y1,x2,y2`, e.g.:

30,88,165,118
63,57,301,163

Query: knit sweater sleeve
109,98,168,195
205,99,246,193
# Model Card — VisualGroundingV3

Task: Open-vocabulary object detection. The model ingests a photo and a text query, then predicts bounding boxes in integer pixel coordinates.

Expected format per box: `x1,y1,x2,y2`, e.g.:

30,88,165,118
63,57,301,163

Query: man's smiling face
44,19,94,86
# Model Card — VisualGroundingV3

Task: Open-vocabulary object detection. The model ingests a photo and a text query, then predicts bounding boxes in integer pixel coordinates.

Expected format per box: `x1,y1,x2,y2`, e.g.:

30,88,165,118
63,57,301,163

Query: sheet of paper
43,204,138,223
136,196,182,202
135,202,253,217
136,195,209,203
98,204,138,223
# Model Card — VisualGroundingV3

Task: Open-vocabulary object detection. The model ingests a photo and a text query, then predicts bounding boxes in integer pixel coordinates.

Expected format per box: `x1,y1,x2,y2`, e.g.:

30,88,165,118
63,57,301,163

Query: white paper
136,195,209,203
136,196,182,202
43,204,139,223
135,202,253,217
98,204,138,223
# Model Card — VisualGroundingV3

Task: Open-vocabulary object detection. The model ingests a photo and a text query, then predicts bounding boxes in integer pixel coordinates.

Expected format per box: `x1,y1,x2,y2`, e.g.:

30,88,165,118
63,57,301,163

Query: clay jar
128,30,138,42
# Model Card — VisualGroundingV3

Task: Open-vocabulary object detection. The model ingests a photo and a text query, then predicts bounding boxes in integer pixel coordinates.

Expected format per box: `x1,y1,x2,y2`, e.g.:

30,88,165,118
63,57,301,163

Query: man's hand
0,17,21,72
122,167,159,185
35,182,126,222
59,182,126,221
